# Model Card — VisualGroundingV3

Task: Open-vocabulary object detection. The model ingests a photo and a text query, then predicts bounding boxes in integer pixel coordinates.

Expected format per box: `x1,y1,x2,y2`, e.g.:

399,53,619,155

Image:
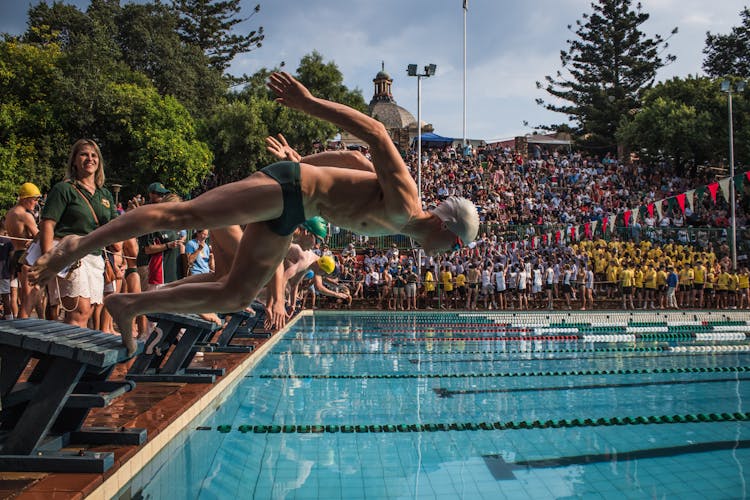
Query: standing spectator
145,194,184,289
39,139,117,327
186,229,213,276
6,183,42,318
666,266,679,309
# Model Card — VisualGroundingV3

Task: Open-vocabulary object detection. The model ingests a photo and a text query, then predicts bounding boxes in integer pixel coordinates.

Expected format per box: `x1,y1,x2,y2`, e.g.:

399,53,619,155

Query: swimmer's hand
266,134,301,162
267,72,314,111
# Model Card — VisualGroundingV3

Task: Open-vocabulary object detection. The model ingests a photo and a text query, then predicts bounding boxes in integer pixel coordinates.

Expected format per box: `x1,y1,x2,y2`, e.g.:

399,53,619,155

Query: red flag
542,234,547,244
602,217,608,233
570,226,577,241
555,231,561,244
623,211,631,227
746,171,750,183
676,193,686,214
647,203,654,218
707,182,719,203
584,222,591,238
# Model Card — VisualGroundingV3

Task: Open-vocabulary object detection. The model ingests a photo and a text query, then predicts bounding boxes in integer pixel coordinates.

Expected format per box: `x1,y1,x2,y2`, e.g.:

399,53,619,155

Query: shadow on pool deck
1,335,268,499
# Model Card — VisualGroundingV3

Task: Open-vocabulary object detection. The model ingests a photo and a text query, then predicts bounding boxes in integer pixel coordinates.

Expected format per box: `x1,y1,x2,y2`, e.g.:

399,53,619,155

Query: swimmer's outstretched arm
268,72,417,205
266,134,374,172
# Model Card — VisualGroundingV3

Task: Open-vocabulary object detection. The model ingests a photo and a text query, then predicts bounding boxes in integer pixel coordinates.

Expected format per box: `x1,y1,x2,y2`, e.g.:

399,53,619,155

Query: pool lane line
483,440,750,480
257,365,750,379
198,411,750,434
282,346,672,354
433,376,750,398
407,352,730,364
279,333,750,342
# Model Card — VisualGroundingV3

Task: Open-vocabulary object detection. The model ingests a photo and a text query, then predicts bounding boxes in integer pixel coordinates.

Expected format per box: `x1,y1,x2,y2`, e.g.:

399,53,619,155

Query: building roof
369,101,417,129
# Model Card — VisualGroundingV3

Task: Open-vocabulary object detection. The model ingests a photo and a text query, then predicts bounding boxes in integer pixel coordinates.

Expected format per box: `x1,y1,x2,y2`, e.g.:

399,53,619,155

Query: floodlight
426,64,437,76
721,79,731,93
407,64,417,76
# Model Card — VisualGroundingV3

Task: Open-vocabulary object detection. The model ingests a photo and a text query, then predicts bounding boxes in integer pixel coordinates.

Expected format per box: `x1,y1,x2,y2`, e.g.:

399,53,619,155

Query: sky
1,0,747,141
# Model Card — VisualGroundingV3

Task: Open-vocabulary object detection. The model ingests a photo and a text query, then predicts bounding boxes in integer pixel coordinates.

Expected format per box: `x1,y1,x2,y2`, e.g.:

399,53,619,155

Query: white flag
719,177,732,203
686,190,695,212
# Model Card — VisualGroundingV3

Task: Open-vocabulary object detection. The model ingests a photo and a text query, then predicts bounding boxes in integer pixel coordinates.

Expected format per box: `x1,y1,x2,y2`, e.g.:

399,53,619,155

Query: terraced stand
0,319,146,473
127,313,225,384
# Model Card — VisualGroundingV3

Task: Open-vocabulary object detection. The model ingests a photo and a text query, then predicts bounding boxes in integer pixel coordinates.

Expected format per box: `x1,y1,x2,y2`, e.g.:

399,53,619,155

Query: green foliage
536,0,676,151
0,37,67,208
115,2,227,116
616,76,749,173
172,0,264,72
703,7,750,78
199,97,270,182
98,83,213,198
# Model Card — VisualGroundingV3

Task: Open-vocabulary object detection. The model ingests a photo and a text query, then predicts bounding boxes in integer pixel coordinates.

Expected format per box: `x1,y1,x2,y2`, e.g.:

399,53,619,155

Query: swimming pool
129,311,750,499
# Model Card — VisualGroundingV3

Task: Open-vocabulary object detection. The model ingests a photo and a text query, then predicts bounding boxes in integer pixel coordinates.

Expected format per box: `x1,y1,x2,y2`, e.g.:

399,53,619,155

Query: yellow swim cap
317,255,335,274
19,182,41,199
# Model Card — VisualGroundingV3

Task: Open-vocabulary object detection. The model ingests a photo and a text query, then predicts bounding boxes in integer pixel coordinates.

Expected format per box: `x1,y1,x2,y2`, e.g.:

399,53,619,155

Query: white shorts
0,279,10,295
406,283,417,297
48,253,105,306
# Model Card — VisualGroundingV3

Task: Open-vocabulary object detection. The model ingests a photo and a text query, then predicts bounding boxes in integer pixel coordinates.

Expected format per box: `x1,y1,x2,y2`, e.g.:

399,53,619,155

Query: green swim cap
302,216,328,241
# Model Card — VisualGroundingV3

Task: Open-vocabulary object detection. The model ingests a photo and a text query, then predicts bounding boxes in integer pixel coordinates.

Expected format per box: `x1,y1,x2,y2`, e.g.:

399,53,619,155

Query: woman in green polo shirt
39,139,117,327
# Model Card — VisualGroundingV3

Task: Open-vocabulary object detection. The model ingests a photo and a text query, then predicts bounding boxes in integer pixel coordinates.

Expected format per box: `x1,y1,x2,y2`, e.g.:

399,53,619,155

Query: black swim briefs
259,161,306,236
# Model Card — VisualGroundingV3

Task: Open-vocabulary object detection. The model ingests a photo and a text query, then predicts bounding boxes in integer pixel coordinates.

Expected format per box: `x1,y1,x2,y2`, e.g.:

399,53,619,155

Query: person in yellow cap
5,182,42,319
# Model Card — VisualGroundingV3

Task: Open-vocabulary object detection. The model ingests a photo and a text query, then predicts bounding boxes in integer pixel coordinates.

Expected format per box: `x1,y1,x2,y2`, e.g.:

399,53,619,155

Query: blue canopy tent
413,132,454,148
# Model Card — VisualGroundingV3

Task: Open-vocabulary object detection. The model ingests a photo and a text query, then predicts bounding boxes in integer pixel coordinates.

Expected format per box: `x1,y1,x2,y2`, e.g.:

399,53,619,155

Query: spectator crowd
1,139,749,335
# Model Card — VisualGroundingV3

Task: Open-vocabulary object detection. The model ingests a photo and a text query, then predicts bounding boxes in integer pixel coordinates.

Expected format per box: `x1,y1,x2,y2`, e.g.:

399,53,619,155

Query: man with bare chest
6,183,42,318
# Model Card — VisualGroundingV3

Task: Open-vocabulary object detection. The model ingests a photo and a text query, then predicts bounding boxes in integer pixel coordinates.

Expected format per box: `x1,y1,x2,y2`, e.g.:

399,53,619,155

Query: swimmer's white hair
430,196,479,243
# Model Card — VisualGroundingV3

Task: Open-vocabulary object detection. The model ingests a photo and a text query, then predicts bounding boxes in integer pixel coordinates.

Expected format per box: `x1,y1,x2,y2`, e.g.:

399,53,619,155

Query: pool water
136,312,750,499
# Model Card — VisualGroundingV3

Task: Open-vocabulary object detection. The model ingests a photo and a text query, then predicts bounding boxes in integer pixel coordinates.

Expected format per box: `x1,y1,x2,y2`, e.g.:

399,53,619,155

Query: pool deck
3,308,750,499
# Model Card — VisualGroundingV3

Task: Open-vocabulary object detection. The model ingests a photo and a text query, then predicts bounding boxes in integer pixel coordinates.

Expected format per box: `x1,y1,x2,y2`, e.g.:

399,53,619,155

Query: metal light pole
721,79,745,271
407,64,436,203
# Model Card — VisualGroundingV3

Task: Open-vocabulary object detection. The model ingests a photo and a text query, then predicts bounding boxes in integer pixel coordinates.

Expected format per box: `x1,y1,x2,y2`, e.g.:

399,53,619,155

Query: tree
0,36,67,208
115,2,226,115
172,0,264,72
536,0,676,152
616,76,749,175
704,7,750,78
97,82,213,198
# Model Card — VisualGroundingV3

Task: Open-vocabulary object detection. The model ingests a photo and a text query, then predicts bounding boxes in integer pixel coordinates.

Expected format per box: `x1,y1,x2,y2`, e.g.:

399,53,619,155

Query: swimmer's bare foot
106,293,137,356
29,234,83,286
199,312,222,325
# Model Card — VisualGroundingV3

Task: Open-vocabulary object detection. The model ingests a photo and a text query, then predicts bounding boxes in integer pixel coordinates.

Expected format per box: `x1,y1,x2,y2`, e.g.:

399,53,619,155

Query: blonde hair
66,139,106,188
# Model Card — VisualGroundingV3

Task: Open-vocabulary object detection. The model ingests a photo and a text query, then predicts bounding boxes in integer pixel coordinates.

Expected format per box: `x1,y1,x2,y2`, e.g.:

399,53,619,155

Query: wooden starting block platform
127,313,225,384
0,318,146,473
224,303,272,340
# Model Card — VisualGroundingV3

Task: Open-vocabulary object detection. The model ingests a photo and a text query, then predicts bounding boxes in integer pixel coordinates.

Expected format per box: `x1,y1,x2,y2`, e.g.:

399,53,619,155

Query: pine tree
536,0,676,152
172,0,264,72
703,7,750,78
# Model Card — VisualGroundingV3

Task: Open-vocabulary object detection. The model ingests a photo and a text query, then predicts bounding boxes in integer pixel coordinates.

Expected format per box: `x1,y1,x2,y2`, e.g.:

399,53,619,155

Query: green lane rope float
259,365,750,380
203,412,750,434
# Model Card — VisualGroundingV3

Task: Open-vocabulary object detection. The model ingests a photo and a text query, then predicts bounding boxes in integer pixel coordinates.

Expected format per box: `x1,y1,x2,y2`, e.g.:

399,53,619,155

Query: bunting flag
602,217,608,234
555,231,561,244
719,177,732,203
707,182,719,203
609,215,617,233
546,233,552,245
631,207,639,225
647,203,654,218
532,236,539,249
676,193,686,214
584,222,591,239
571,226,577,241
591,220,598,237
655,200,663,221
746,171,750,183
686,190,695,212
696,186,707,204
623,210,631,227
735,173,745,192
